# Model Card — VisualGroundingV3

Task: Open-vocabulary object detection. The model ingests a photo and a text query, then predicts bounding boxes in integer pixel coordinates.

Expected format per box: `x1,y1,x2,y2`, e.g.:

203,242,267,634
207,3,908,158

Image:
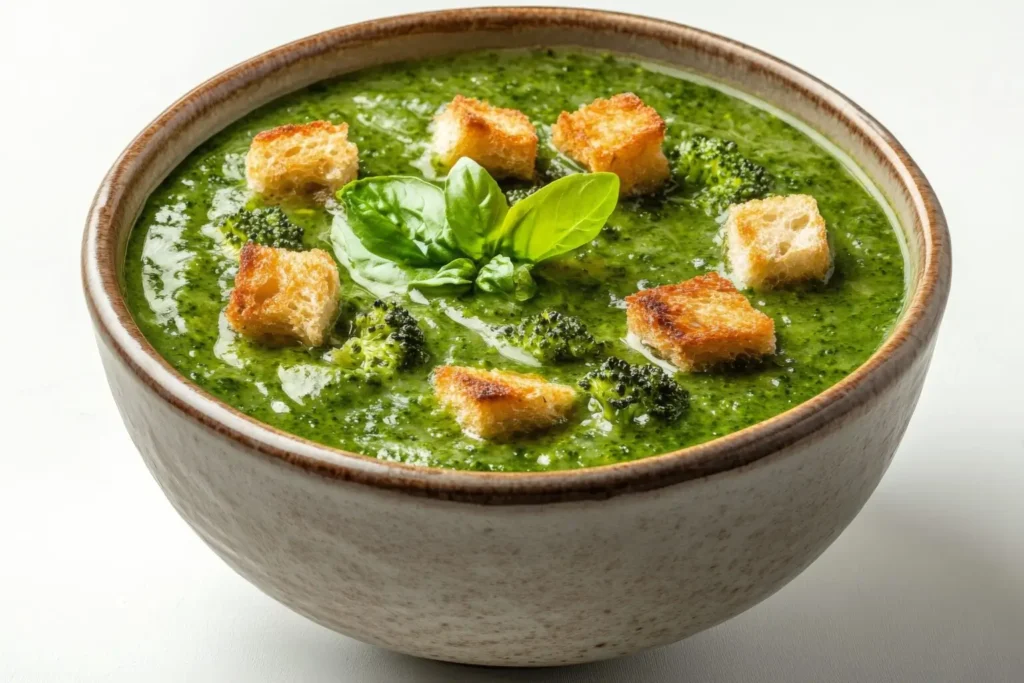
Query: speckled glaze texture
83,8,950,666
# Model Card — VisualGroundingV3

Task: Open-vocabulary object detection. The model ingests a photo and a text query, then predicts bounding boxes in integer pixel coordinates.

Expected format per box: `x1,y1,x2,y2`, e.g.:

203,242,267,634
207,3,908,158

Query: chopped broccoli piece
331,300,428,383
578,357,689,424
219,206,304,250
675,134,772,215
498,310,600,362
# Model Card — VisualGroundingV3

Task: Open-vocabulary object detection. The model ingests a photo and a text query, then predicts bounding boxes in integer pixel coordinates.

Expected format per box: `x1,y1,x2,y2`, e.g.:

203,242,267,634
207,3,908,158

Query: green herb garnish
331,158,619,301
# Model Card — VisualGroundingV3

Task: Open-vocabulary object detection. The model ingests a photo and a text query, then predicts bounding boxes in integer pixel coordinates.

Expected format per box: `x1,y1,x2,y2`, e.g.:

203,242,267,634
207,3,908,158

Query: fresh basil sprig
337,176,458,267
331,213,427,298
444,158,509,260
475,255,537,302
332,159,619,301
410,258,478,296
500,171,620,262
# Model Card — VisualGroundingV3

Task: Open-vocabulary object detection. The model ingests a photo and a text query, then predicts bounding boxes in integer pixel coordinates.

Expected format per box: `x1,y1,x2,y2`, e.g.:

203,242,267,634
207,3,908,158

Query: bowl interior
84,8,949,501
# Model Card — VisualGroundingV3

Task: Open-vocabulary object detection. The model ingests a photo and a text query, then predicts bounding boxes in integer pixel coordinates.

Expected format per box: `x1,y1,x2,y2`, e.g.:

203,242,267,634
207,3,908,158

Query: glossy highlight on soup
123,49,906,471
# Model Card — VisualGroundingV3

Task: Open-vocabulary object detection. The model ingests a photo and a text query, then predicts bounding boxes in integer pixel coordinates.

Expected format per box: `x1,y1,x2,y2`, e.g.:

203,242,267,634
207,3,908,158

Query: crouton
432,95,538,180
245,121,358,202
225,243,340,347
626,273,776,372
551,93,670,196
433,366,576,440
726,194,831,290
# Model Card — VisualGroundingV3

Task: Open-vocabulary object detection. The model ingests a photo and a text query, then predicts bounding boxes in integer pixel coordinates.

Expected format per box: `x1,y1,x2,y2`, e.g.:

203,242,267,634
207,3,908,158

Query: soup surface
124,49,905,471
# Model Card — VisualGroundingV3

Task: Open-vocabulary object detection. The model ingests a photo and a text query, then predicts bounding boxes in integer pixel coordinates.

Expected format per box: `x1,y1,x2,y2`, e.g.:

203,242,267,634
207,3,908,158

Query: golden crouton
626,273,776,372
726,194,831,290
551,93,670,196
225,243,340,347
433,366,576,440
245,121,358,202
432,95,538,180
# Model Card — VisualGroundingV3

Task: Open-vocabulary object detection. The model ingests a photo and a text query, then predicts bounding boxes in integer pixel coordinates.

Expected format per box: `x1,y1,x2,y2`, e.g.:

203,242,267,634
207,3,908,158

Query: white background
1,0,1022,680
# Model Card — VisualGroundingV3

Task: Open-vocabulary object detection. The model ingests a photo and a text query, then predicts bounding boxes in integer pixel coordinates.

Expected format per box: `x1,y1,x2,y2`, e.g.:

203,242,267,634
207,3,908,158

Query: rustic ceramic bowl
82,7,950,667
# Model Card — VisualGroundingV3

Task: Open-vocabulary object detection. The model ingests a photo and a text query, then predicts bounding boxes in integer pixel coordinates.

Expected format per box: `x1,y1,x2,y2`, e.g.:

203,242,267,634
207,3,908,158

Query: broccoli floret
578,357,689,424
675,134,772,215
498,310,600,362
219,206,304,250
331,300,428,382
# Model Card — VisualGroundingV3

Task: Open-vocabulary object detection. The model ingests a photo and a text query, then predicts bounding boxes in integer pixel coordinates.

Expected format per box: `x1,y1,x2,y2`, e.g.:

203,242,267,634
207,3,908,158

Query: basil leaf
337,177,457,267
411,258,477,296
500,172,619,263
475,255,537,302
444,157,509,260
422,224,462,265
330,213,430,298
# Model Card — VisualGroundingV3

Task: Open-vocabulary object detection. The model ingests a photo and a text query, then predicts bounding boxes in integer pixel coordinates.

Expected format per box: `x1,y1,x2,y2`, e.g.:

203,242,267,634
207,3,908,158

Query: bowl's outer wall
85,9,950,667
99,326,933,665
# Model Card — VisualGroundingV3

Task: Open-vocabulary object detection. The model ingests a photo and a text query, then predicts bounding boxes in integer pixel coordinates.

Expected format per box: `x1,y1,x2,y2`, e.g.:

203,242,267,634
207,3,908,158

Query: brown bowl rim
82,7,951,504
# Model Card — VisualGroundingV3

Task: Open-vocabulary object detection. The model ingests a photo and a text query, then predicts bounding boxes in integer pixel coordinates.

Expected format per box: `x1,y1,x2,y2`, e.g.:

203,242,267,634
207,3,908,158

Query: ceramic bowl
82,8,951,667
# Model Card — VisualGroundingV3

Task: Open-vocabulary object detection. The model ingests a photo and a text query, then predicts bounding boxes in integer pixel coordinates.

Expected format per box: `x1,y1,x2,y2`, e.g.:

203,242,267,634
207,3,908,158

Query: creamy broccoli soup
123,49,905,471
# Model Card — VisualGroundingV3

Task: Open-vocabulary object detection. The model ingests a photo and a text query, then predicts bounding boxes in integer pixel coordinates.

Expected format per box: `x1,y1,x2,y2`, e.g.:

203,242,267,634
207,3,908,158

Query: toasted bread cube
551,93,670,196
626,273,776,372
433,366,576,440
245,121,358,202
432,95,538,180
726,194,831,290
226,243,340,347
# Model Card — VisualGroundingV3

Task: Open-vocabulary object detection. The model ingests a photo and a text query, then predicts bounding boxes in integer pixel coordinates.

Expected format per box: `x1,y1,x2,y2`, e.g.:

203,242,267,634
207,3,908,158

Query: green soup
123,49,906,472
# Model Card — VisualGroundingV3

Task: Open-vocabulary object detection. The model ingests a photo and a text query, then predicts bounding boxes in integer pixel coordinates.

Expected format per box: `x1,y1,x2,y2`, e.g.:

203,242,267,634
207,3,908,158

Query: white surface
1,0,1021,680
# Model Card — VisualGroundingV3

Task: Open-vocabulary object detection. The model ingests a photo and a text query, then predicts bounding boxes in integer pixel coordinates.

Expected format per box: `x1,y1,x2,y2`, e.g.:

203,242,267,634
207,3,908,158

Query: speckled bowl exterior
82,8,951,667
